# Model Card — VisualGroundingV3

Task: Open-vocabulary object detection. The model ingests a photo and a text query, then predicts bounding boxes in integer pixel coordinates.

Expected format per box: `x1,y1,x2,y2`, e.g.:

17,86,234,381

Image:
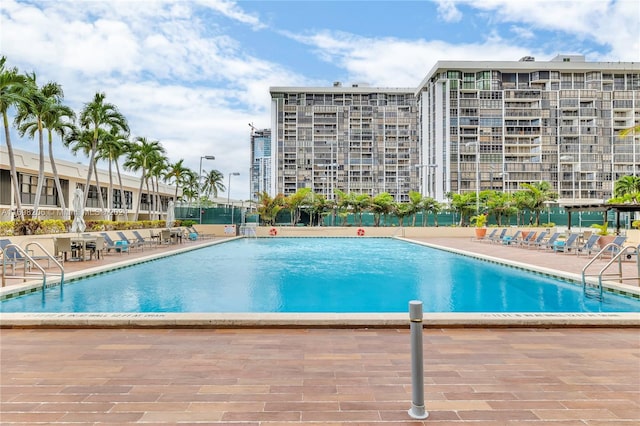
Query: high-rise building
249,126,272,202
270,56,639,204
418,54,639,204
269,83,419,201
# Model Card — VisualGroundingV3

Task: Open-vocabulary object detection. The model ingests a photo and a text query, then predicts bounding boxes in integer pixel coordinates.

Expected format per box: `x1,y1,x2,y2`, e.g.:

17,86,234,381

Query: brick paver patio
1,327,639,425
1,236,639,424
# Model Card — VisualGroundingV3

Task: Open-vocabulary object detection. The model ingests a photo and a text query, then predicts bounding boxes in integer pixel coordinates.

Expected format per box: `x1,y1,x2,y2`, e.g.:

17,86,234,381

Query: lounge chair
488,228,507,243
132,230,156,248
187,226,214,240
536,232,561,251
521,231,548,249
100,233,129,254
1,238,62,269
501,230,521,245
0,239,25,274
554,233,580,253
516,231,537,247
475,228,497,242
576,234,601,257
116,231,144,251
600,235,628,258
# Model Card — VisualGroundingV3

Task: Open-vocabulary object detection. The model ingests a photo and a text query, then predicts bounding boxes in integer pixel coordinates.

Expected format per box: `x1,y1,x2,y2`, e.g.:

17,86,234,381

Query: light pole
227,172,240,224
199,155,215,224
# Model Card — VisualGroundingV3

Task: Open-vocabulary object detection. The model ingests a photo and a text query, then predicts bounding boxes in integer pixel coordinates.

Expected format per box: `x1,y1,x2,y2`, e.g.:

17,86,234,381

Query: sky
1,0,639,200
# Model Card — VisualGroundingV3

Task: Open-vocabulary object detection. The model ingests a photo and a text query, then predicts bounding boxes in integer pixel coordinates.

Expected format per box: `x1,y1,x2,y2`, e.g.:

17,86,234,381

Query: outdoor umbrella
166,200,175,228
71,187,86,233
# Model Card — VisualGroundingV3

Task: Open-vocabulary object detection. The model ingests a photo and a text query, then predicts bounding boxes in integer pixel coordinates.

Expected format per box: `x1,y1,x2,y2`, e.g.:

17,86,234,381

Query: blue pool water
1,238,639,313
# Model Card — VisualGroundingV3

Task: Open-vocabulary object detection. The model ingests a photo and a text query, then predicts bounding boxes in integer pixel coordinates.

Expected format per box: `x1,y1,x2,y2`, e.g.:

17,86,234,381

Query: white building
0,146,177,221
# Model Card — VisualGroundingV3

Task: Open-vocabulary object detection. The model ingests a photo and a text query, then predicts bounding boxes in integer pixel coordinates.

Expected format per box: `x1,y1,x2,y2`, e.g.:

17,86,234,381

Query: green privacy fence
186,206,612,228
175,206,243,225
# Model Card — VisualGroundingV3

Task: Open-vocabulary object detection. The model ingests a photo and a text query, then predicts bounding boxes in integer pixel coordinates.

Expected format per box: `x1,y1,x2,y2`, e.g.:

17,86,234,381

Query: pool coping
1,236,639,328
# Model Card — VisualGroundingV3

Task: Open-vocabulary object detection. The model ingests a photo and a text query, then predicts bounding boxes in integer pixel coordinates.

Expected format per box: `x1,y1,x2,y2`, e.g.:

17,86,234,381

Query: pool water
1,238,639,313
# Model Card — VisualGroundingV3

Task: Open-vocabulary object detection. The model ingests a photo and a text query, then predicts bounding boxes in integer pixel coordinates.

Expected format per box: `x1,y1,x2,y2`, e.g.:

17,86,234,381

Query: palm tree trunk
154,176,161,221
83,146,96,207
133,171,144,222
3,111,24,220
115,162,127,220
145,178,152,220
107,159,114,214
92,159,106,216
47,132,67,219
31,123,45,218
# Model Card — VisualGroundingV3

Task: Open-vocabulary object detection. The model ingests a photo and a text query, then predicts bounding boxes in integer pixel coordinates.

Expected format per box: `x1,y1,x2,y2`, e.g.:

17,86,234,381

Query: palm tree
42,101,75,219
97,128,130,216
613,175,640,198
370,192,394,226
148,154,169,220
0,56,29,220
447,192,476,226
124,137,165,221
285,188,312,225
407,191,423,226
394,202,414,227
165,159,191,203
180,170,199,202
202,169,225,200
64,127,109,213
78,92,128,209
255,191,285,226
485,191,514,226
520,181,558,226
309,192,333,226
14,74,65,217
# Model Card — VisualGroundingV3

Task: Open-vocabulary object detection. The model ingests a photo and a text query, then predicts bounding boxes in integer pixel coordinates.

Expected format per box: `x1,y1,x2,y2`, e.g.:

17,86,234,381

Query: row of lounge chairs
476,228,628,257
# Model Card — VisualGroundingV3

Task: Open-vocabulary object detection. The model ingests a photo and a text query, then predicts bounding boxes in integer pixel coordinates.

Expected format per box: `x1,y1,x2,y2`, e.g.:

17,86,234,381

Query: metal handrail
582,243,640,300
25,241,65,286
1,243,49,289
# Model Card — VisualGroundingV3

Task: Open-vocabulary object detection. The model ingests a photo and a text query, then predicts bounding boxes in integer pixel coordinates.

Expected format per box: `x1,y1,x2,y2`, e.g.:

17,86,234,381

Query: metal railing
1,243,64,289
581,243,640,300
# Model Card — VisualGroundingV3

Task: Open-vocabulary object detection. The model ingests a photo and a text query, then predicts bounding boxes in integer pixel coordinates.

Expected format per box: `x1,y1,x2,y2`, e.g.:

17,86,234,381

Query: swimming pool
1,238,639,313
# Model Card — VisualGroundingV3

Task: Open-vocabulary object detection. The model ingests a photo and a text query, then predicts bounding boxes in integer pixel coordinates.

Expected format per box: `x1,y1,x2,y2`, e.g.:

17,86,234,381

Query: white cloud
435,0,463,23
510,25,534,39
455,0,640,61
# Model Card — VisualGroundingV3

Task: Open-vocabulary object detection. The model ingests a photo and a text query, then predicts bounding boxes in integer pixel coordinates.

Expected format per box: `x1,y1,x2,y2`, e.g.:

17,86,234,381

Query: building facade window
19,174,64,206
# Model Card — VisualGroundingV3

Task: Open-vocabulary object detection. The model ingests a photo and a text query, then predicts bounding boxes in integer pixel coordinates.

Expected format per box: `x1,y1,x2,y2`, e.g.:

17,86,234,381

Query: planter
474,228,487,239
597,235,616,247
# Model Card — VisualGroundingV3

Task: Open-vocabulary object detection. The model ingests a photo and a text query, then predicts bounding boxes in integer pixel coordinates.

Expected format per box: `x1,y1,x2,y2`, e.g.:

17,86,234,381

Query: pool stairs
1,242,64,289
581,242,640,300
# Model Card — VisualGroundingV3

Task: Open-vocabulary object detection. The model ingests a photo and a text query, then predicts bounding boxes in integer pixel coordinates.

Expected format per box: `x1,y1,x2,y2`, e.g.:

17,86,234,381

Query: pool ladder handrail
1,243,64,289
581,243,640,300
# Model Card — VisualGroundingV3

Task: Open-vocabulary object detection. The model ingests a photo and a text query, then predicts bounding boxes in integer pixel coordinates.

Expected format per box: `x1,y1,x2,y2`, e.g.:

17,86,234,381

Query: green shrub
0,221,15,236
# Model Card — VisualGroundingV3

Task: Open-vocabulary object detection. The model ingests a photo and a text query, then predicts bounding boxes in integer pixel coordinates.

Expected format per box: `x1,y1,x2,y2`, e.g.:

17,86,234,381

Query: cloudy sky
2,0,639,200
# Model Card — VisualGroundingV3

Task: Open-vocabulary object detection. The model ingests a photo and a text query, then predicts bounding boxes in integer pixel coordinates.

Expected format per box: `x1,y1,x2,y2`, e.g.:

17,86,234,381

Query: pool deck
1,236,640,424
